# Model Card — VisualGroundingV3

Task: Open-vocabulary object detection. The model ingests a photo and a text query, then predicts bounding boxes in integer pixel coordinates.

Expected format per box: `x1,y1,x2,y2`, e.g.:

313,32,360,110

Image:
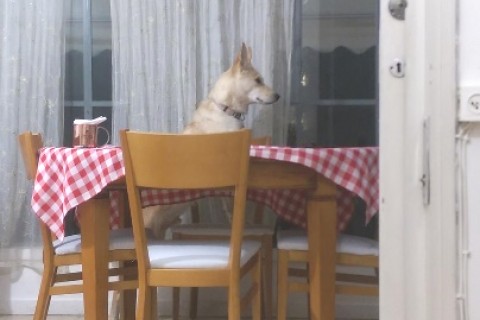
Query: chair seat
277,230,379,256
171,223,274,237
147,239,261,268
53,228,143,255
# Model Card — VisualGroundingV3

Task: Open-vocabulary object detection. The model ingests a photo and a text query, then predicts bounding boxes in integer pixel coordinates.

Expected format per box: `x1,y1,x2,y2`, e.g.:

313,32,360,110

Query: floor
0,318,312,320
0,317,373,320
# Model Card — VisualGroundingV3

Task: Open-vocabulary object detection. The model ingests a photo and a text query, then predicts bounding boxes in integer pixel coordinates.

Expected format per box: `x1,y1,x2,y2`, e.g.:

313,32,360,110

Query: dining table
32,144,378,320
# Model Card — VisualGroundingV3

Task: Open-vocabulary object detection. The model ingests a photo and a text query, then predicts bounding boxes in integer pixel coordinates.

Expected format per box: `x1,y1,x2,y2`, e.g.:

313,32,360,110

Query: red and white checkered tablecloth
32,147,125,238
250,146,379,229
32,146,378,240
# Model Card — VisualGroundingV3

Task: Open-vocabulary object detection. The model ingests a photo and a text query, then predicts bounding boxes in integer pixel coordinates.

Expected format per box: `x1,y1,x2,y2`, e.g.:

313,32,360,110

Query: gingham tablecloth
32,146,379,240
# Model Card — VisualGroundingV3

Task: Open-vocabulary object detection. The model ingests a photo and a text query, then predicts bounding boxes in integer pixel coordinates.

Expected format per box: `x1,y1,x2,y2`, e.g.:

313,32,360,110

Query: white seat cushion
276,230,379,256
53,228,142,255
53,234,82,255
147,239,261,269
171,223,274,237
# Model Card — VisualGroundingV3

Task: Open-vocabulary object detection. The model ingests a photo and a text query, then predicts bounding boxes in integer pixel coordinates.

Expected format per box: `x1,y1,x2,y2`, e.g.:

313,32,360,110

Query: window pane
65,17,83,101
92,22,112,101
65,0,83,21
92,0,111,21
92,0,112,101
288,0,378,148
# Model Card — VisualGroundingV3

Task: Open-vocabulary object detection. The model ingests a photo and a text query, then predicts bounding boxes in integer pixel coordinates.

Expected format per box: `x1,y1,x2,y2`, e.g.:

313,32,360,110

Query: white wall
464,130,480,320
0,264,84,315
458,0,480,319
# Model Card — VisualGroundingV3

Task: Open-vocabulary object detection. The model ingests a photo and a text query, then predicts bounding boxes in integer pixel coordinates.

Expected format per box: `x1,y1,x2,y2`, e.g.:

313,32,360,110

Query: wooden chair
120,128,262,320
170,136,274,319
276,229,379,320
18,131,138,320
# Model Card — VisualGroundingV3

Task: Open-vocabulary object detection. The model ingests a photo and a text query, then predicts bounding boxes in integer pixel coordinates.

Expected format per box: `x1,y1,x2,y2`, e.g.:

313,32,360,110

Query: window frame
64,0,112,146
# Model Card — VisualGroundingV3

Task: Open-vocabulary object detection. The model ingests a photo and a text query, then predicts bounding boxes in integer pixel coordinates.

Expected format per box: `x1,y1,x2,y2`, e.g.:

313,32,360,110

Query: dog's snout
256,92,281,104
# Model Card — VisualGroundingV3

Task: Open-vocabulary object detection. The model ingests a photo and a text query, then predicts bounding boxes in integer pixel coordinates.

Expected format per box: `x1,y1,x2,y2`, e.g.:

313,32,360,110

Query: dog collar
214,101,245,121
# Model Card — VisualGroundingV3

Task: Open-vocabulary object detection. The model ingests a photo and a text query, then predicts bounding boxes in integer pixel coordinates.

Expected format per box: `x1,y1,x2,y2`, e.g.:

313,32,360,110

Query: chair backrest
18,131,57,252
189,135,271,225
18,131,43,181
120,129,252,270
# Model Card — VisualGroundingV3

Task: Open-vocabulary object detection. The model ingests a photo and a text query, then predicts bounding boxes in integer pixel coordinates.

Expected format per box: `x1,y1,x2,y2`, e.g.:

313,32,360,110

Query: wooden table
33,146,378,320
249,158,337,320
72,159,336,319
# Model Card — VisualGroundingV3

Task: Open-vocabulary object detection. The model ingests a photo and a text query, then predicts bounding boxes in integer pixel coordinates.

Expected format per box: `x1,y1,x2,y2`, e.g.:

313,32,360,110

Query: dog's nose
273,93,280,102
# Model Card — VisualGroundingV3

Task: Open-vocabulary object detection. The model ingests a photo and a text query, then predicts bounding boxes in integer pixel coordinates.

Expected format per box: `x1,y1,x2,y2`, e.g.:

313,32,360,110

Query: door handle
389,0,408,21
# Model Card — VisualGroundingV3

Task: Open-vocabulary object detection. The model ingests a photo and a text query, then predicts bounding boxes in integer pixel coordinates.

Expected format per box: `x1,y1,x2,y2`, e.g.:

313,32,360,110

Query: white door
379,0,457,319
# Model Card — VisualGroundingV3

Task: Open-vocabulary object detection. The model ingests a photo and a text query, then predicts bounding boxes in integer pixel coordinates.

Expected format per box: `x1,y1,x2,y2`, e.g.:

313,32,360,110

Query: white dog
144,43,280,238
183,43,279,134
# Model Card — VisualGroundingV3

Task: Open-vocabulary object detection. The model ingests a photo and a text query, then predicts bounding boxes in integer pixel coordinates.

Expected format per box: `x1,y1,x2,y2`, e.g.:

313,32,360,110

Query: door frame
379,0,457,319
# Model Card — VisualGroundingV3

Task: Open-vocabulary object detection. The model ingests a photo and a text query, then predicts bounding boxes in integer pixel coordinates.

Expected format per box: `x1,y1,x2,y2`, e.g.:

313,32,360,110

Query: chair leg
136,283,151,320
121,261,137,320
110,289,136,320
228,281,241,320
189,287,199,319
262,237,273,320
33,264,55,320
120,288,137,320
110,291,121,320
172,287,180,320
276,250,289,320
252,253,262,320
151,287,158,320
306,263,311,320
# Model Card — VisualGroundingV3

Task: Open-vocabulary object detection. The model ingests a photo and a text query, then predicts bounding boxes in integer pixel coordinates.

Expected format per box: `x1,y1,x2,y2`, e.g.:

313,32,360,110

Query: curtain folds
0,1,65,252
110,0,294,144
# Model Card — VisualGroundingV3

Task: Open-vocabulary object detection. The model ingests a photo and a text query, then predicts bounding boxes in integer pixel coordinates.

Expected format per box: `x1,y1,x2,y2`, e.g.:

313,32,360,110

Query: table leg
78,197,110,320
307,178,337,320
115,190,137,319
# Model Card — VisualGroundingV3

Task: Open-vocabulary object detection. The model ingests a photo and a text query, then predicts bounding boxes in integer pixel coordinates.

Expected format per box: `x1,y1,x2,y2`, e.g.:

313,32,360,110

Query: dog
183,42,280,134
144,43,280,238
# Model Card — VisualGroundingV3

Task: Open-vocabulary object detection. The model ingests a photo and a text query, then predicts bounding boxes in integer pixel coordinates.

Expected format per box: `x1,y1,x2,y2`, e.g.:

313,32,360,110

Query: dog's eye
255,77,263,84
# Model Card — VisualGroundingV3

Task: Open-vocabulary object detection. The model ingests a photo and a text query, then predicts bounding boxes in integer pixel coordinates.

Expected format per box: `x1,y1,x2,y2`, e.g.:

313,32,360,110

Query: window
288,0,378,147
64,0,112,146
63,0,378,149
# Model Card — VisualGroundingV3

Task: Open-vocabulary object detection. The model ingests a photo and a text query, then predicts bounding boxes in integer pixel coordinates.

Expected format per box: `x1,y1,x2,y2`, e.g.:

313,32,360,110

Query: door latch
421,118,430,206
389,0,408,20
389,58,405,78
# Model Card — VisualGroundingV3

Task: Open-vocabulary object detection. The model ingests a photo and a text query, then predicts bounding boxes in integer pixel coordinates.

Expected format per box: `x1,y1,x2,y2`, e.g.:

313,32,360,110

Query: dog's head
209,43,280,112
231,43,280,105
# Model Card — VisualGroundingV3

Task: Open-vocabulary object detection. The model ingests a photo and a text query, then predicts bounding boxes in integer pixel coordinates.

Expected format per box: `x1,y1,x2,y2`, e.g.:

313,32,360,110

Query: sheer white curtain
0,0,64,255
110,0,294,143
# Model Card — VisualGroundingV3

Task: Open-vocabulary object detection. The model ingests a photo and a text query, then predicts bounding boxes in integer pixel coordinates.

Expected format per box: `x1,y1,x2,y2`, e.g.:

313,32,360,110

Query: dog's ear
233,43,252,71
247,46,253,61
